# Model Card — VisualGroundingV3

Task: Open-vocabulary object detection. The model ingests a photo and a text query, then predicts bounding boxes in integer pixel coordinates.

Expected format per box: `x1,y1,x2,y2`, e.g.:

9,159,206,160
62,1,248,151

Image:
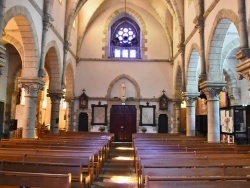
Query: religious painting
159,90,169,110
79,89,88,109
91,102,108,125
140,102,156,126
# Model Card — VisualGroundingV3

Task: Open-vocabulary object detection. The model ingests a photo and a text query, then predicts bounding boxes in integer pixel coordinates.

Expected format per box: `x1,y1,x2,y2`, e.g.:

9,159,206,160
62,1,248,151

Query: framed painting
91,102,108,125
140,102,156,126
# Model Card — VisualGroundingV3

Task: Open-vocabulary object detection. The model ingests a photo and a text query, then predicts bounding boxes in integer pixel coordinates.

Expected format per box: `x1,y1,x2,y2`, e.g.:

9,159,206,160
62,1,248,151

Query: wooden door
110,105,136,142
158,114,168,133
78,113,88,132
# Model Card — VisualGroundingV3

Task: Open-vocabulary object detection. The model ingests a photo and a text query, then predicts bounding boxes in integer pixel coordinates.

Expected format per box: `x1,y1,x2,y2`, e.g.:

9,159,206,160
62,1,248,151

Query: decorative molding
78,58,171,63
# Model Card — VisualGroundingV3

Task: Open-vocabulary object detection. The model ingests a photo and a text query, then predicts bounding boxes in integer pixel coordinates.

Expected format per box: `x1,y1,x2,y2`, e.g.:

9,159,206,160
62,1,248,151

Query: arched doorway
110,105,136,142
158,114,168,133
78,113,88,132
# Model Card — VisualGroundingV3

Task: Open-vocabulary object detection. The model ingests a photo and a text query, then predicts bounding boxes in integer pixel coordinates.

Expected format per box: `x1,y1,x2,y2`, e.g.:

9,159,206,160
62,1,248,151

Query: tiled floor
91,142,138,188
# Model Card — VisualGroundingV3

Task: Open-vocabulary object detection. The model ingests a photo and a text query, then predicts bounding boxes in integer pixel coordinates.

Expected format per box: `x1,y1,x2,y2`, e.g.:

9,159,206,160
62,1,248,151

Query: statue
121,82,126,97
121,82,126,103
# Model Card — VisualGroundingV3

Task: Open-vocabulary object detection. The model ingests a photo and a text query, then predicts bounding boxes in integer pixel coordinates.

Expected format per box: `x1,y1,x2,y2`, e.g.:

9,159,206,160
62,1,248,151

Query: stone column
0,0,6,70
194,0,206,82
61,41,70,89
183,93,199,136
178,44,186,91
172,100,181,133
47,91,64,134
38,12,53,77
236,0,250,83
19,78,44,138
65,97,75,131
200,81,226,143
0,0,6,37
237,0,249,56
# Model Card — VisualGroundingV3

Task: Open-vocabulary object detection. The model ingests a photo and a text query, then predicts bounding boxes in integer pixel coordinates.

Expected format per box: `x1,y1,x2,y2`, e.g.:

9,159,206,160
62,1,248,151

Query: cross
162,90,165,94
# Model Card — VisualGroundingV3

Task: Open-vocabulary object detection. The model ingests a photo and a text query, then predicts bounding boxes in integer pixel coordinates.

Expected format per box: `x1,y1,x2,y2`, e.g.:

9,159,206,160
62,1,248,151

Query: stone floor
91,142,138,188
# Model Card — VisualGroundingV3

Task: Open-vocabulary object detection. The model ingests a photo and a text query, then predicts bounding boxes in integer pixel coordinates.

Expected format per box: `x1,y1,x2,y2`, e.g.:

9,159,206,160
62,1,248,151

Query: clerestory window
110,17,141,59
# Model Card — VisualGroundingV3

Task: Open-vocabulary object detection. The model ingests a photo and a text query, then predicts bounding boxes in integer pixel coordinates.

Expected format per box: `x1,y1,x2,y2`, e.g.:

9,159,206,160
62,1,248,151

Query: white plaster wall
79,4,170,59
75,61,173,99
69,15,78,54
51,0,66,39
184,0,197,48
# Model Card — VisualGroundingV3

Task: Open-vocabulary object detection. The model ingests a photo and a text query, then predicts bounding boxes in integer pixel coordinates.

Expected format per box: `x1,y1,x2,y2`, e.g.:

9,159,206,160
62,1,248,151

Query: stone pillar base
207,133,220,143
22,128,36,138
186,130,195,136
50,127,59,134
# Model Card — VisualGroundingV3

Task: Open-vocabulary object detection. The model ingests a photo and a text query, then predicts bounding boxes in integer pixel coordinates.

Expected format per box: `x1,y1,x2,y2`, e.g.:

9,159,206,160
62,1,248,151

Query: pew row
144,175,250,188
0,160,88,188
0,171,71,188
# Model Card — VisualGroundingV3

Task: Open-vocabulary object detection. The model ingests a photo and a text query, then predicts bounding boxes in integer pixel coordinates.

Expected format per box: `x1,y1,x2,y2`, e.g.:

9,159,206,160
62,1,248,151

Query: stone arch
186,43,201,93
101,7,148,59
3,6,40,77
106,74,140,98
223,67,240,105
65,59,74,98
44,41,62,90
221,38,240,66
206,9,239,81
2,34,24,63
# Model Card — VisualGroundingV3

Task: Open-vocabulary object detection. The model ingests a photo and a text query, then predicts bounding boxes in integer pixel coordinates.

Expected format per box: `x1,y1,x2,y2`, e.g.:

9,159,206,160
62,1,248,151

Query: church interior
0,0,250,187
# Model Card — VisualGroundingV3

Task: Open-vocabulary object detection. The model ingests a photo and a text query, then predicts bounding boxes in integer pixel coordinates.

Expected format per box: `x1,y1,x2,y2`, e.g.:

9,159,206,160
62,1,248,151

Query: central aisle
91,142,137,188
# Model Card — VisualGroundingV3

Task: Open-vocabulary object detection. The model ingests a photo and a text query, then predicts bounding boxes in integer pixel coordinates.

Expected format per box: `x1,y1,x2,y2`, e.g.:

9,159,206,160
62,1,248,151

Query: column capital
177,43,185,54
199,81,226,100
194,16,204,29
47,90,64,102
43,13,53,31
182,92,200,105
236,58,250,90
64,40,71,54
18,77,44,97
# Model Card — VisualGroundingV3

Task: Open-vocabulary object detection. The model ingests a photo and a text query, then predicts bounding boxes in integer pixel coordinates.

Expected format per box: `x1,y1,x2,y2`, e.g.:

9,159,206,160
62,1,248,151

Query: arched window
110,17,141,59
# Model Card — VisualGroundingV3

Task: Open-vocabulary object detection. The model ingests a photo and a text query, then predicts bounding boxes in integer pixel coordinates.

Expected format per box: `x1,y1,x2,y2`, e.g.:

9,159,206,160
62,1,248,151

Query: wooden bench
0,171,71,188
0,160,86,188
135,153,250,173
0,153,94,186
0,147,100,182
144,175,250,188
140,166,250,188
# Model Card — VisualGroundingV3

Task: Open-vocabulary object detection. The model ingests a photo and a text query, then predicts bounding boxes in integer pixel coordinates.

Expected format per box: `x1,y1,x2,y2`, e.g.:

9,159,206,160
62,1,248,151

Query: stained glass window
110,17,140,59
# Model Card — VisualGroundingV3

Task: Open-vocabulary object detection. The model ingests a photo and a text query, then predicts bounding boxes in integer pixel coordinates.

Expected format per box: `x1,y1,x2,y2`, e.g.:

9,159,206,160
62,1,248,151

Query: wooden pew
135,153,250,173
140,166,250,188
0,171,71,188
0,153,93,186
0,138,109,164
138,159,250,188
0,160,85,188
144,175,250,188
